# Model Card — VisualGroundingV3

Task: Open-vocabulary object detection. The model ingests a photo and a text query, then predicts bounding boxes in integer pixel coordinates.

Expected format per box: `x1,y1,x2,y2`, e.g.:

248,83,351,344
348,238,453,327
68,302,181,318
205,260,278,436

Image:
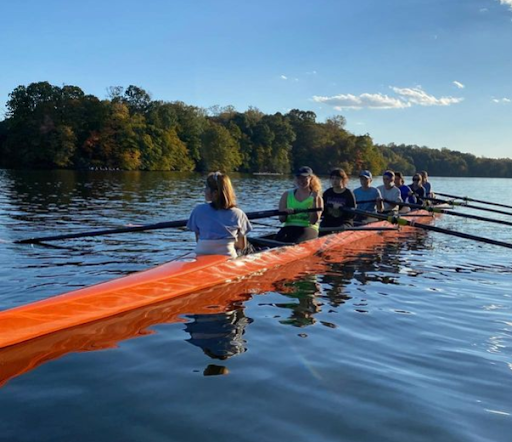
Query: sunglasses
413,178,420,181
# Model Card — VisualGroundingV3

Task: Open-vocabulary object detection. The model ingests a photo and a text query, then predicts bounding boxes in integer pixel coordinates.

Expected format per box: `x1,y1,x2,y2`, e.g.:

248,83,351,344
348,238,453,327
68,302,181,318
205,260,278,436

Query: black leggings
275,226,318,243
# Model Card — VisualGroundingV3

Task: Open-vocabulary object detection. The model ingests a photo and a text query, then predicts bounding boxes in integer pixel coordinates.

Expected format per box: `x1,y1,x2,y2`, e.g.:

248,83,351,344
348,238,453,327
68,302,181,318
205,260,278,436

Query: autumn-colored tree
2,81,512,176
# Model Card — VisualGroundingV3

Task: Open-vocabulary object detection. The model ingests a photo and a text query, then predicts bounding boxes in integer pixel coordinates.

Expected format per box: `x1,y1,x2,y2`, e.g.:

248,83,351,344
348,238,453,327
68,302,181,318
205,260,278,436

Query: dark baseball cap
295,166,313,177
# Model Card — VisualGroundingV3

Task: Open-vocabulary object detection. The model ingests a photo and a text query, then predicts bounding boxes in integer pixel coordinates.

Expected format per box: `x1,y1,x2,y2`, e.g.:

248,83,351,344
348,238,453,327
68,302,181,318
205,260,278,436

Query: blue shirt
354,187,382,212
187,203,252,240
398,184,413,203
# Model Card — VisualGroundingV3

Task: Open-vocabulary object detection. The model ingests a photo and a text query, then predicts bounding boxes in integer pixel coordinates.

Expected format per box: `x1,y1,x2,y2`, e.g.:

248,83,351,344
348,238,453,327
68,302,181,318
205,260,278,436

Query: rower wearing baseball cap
353,170,384,223
377,170,403,213
275,166,324,243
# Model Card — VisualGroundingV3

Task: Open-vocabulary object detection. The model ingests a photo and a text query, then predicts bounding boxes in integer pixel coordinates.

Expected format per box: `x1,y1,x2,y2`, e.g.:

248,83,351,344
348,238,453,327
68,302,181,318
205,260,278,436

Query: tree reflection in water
272,275,322,327
270,237,433,327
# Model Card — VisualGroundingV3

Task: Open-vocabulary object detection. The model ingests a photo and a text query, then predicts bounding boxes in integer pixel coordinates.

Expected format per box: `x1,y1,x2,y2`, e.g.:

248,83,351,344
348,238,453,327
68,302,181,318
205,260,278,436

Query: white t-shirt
377,185,402,211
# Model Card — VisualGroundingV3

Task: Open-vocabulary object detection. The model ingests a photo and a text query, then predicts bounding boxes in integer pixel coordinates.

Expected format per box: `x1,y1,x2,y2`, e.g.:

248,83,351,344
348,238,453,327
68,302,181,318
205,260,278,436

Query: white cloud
492,97,511,103
280,75,288,80
500,0,512,8
313,86,463,110
306,70,317,75
312,93,410,110
391,86,464,106
453,81,465,89
480,8,488,12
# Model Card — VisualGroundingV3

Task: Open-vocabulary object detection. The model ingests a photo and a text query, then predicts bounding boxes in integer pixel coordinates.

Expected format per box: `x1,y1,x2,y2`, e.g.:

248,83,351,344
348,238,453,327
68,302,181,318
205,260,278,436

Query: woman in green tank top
275,166,323,243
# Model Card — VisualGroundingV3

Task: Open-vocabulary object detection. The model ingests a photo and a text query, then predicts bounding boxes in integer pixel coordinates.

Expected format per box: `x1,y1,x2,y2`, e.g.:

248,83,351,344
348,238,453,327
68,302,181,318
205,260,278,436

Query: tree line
1,81,511,177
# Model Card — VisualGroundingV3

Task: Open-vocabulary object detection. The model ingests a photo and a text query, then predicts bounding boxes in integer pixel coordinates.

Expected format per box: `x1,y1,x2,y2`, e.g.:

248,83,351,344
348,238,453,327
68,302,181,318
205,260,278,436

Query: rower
409,173,426,205
394,172,413,213
187,172,252,258
420,170,434,198
320,168,356,231
377,170,402,214
353,170,383,224
275,166,323,243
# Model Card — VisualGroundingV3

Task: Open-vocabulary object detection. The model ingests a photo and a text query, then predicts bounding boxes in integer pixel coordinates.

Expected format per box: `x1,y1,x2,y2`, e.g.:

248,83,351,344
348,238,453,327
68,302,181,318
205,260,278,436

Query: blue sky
1,0,511,158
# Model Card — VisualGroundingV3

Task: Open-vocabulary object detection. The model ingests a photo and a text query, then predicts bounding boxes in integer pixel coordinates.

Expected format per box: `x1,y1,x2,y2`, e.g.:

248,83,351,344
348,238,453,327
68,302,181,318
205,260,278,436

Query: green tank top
284,190,319,230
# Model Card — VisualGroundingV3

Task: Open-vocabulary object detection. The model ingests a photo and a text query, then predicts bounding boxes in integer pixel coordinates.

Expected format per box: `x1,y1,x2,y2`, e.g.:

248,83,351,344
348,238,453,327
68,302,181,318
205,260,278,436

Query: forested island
1,81,511,177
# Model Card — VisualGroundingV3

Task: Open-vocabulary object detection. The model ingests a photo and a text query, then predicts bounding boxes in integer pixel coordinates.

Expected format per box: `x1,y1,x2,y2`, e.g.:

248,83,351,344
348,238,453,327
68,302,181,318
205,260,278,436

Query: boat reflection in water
0,229,420,387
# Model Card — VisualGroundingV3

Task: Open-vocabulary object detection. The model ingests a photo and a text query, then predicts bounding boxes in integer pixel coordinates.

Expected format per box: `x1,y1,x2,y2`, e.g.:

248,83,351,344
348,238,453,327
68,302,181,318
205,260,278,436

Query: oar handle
247,207,321,221
355,199,377,204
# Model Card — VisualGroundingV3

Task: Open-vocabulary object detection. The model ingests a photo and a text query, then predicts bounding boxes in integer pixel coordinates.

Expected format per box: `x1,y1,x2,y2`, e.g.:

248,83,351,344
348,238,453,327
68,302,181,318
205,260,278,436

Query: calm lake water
1,170,512,442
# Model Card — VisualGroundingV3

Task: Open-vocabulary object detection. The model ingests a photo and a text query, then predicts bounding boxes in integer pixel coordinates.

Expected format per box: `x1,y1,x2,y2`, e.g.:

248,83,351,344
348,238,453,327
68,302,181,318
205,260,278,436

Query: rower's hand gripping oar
385,200,512,228
434,192,512,211
343,207,512,250
15,208,322,245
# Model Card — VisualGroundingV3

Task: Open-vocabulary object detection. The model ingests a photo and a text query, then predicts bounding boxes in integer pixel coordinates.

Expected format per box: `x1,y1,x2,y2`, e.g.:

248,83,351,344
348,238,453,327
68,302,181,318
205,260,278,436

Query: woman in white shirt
187,172,252,258
377,170,403,213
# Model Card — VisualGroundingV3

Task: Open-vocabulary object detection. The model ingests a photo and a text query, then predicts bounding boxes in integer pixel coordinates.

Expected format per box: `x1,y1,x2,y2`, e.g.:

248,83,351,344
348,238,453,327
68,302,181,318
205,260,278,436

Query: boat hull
0,210,435,349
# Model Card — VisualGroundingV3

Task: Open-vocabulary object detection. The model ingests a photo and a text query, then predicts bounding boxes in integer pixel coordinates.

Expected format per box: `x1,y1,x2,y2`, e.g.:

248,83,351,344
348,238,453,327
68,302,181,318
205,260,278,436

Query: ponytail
309,175,322,195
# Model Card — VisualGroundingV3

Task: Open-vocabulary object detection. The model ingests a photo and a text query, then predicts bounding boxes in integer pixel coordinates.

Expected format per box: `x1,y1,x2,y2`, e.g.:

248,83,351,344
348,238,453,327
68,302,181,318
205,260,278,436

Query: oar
425,196,512,217
319,226,399,233
356,199,377,204
15,208,322,245
434,192,512,210
385,200,512,228
343,207,512,250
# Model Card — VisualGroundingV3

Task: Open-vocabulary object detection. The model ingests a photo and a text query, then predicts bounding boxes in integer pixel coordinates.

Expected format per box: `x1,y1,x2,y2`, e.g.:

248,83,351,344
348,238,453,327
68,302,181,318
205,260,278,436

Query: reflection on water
271,275,322,327
2,171,512,442
185,307,253,362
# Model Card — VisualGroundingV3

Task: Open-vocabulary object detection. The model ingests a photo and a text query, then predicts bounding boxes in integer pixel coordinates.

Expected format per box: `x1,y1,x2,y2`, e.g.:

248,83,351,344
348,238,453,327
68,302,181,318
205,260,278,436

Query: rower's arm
376,191,384,212
235,234,247,251
278,192,290,222
309,193,324,224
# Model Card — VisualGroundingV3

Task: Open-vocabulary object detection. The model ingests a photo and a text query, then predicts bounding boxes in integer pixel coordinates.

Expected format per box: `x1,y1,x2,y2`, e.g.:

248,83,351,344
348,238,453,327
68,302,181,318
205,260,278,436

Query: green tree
354,135,386,174
285,109,324,171
123,85,152,115
200,121,242,171
171,101,207,162
48,125,77,167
